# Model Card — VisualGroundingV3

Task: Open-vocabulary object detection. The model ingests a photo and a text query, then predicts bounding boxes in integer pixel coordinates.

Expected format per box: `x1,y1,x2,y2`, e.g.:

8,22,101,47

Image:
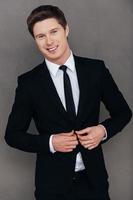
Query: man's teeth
47,46,57,51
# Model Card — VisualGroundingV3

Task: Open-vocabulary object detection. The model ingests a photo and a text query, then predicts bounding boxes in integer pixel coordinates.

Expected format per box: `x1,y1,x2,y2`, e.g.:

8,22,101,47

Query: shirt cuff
98,124,107,140
49,135,56,153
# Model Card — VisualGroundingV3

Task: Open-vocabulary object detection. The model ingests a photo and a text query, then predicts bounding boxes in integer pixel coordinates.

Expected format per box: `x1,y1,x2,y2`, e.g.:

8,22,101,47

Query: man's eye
39,35,44,38
51,30,58,34
37,35,45,39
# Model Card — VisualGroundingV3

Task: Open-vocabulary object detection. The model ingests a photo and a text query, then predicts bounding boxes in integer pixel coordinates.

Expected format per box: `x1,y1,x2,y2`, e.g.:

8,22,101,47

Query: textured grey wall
0,0,132,199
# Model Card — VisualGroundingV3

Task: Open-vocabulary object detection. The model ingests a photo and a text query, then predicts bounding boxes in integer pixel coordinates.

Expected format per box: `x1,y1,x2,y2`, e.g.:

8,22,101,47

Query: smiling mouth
47,45,58,52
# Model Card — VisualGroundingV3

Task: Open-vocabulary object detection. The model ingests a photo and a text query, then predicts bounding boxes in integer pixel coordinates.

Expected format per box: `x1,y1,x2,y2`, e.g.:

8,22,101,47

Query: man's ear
65,25,69,37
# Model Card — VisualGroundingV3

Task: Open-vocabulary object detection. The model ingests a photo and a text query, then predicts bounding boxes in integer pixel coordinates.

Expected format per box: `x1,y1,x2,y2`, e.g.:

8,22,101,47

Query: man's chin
44,55,61,63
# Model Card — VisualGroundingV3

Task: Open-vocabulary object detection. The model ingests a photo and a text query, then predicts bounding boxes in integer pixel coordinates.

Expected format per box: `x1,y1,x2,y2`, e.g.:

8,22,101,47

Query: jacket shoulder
74,55,103,62
17,61,44,83
74,55,106,70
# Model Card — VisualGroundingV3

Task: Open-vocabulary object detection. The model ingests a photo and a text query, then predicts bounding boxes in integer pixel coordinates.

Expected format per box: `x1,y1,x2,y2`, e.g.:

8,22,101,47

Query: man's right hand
52,131,78,152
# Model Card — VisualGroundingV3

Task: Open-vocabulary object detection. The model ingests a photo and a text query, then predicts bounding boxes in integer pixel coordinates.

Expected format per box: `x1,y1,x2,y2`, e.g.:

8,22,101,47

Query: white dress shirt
45,52,107,172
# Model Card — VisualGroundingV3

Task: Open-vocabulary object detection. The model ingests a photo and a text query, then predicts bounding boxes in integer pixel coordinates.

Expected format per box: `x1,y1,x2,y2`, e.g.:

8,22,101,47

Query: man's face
33,18,70,64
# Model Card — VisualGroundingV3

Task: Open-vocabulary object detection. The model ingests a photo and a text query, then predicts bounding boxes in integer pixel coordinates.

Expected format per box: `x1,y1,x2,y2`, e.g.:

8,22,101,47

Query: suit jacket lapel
74,56,91,122
37,60,71,122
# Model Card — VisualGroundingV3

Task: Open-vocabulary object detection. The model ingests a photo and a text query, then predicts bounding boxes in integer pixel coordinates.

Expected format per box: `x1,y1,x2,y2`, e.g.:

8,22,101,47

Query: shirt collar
45,51,75,77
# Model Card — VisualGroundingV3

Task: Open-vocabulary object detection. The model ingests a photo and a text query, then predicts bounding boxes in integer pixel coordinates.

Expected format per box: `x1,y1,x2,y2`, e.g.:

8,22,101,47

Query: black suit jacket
5,55,132,197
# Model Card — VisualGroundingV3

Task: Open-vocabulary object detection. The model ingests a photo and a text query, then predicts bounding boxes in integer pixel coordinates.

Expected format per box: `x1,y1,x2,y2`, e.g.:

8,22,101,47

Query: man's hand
75,125,106,150
52,131,78,152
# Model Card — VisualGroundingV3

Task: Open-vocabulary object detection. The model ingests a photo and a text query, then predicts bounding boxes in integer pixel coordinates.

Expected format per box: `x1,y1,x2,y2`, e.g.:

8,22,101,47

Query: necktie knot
59,65,67,72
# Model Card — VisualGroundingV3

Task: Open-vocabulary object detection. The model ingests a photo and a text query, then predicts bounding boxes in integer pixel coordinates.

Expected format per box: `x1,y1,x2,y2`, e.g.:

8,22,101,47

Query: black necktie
60,65,76,122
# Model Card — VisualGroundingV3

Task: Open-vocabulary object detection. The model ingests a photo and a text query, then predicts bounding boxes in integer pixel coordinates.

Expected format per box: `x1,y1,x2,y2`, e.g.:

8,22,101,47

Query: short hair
27,5,67,37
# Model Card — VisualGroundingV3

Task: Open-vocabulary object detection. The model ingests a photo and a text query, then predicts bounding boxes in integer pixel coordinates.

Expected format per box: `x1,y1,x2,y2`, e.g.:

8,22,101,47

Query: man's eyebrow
50,27,59,32
35,33,45,38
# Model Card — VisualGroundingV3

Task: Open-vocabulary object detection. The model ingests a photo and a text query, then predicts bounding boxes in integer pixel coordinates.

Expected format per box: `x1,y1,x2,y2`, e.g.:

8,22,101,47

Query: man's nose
46,36,53,45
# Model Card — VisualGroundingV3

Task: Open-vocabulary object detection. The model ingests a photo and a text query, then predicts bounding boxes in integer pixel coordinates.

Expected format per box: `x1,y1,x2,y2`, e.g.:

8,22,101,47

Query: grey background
0,0,133,199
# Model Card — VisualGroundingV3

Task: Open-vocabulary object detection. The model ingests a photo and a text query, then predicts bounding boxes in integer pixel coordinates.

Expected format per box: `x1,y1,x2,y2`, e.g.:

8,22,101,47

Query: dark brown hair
27,5,67,37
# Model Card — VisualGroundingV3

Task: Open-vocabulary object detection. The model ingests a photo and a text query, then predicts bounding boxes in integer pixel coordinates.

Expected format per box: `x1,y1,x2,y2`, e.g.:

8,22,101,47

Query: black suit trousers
35,170,110,200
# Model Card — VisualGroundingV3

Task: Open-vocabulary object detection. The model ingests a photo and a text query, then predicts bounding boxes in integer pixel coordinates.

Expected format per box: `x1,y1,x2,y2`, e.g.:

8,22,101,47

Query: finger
77,134,87,140
65,135,78,142
77,135,91,141
70,135,78,140
66,141,78,146
65,146,76,151
66,145,77,149
77,135,85,140
87,143,98,150
75,128,91,135
62,130,74,136
80,142,95,149
80,140,94,146
88,146,96,150
78,133,95,141
63,149,73,152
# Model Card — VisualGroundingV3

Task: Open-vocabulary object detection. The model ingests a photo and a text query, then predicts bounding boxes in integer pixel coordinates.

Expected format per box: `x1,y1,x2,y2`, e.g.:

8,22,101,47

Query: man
5,5,132,200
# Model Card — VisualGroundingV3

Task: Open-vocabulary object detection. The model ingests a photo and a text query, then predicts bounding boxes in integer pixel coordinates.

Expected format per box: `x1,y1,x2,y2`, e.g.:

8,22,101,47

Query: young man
5,5,132,200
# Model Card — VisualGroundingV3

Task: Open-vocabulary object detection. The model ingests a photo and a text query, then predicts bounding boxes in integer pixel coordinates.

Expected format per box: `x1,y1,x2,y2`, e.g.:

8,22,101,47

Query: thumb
75,127,91,135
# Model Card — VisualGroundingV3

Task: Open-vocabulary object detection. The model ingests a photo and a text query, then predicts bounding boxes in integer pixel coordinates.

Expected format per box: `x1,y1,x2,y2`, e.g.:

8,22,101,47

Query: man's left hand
75,125,106,150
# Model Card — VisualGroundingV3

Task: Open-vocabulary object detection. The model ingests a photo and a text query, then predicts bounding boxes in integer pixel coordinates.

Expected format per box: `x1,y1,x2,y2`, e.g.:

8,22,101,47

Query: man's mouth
47,45,58,52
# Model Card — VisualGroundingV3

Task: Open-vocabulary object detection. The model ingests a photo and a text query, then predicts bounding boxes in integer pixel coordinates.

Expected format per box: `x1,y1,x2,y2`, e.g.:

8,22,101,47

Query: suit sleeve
5,76,51,153
100,61,132,142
